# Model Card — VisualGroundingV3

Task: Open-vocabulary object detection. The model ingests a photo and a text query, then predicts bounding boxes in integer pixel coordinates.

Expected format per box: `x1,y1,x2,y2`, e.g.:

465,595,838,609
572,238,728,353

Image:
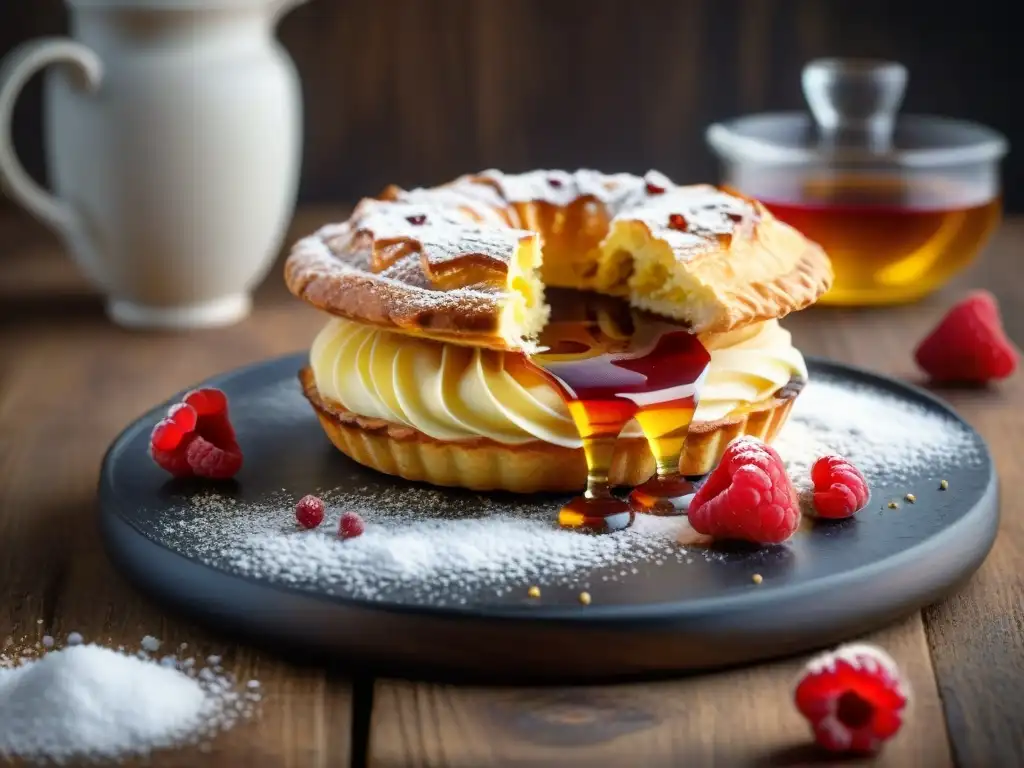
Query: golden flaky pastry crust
284,169,833,350
299,367,800,493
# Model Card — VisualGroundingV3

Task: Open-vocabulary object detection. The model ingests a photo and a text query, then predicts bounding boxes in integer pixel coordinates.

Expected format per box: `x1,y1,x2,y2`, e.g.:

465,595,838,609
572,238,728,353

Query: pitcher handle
0,38,103,235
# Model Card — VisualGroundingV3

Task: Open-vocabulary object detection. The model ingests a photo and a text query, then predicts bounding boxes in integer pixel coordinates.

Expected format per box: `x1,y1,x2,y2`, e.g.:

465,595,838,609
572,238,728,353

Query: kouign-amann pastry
285,169,832,492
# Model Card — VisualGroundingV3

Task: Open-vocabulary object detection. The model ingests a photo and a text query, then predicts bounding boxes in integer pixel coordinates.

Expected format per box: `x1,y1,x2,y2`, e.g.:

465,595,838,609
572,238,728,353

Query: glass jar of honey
706,59,1009,305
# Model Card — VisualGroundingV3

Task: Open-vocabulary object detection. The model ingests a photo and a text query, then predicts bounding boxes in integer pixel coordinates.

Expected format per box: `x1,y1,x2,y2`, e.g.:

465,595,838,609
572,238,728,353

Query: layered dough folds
310,317,806,448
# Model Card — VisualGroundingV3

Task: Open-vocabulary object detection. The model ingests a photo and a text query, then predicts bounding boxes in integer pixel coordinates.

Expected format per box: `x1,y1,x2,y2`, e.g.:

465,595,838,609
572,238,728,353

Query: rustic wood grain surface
1,207,1022,766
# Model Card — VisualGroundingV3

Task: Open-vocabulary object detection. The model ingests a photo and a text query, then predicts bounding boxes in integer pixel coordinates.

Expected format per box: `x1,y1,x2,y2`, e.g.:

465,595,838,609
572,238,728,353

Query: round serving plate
99,353,998,683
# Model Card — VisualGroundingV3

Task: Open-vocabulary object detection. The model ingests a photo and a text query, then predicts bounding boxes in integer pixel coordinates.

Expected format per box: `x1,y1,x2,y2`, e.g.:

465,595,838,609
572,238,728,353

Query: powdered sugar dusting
150,374,983,606
775,378,982,493
162,491,694,604
284,168,763,338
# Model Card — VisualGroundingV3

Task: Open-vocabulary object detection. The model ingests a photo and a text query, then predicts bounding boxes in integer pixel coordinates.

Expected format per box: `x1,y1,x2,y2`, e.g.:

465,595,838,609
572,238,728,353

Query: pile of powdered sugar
163,492,693,603
156,376,983,604
0,633,260,764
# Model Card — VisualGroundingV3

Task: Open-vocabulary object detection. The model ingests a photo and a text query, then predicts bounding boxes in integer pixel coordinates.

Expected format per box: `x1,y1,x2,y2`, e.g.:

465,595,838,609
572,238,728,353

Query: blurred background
2,0,1019,212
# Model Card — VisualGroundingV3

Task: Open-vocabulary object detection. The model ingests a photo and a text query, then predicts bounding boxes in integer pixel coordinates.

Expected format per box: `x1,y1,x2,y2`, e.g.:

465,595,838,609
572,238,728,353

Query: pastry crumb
888,501,899,509
905,493,916,503
939,479,949,490
752,574,763,585
527,585,540,599
578,591,591,606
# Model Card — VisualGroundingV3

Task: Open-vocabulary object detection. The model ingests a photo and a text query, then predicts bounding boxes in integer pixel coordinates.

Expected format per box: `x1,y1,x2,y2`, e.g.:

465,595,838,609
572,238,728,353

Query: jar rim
707,112,1009,169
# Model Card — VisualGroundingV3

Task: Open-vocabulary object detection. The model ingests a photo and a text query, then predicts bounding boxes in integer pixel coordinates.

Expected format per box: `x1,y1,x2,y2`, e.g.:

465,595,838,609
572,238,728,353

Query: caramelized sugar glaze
526,290,710,533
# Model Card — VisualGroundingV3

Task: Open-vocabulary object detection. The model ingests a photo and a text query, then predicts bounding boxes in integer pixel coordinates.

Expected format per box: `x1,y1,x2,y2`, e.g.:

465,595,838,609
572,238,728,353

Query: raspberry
166,402,198,433
150,419,188,454
149,387,242,480
795,643,910,754
185,437,243,480
149,425,195,477
810,454,870,519
914,290,1019,383
645,181,665,195
184,387,238,449
668,213,687,231
338,511,365,540
688,436,800,544
295,495,325,529
149,403,200,477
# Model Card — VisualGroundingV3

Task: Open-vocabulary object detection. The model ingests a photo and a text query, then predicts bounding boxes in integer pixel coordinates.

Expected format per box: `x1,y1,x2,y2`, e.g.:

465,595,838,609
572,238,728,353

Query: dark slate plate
98,353,998,684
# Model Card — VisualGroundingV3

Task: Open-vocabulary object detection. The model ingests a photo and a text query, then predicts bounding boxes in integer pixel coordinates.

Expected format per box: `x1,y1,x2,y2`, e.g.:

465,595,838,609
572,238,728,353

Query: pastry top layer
284,169,833,349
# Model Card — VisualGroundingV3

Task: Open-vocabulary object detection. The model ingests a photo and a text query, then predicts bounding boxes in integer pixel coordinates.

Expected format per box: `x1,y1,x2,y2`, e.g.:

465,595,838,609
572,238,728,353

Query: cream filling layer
309,317,807,447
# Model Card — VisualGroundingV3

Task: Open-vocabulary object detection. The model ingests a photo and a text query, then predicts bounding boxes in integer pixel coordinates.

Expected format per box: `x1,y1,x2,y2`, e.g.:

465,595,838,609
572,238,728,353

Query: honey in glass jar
707,59,1008,305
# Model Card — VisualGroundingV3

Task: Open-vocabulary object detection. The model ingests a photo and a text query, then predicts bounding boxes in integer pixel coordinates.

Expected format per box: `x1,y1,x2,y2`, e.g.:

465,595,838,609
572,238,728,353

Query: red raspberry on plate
338,511,365,540
184,387,238,449
295,495,325,529
149,411,197,478
810,454,870,519
185,437,244,480
914,290,1019,383
795,643,911,754
688,436,800,545
148,387,242,480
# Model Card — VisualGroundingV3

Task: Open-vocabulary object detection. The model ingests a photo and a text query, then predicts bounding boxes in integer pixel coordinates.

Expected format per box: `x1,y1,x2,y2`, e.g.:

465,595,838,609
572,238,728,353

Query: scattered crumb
578,592,591,606
905,493,916,504
940,479,949,490
752,574,763,584
527,586,540,599
888,502,899,509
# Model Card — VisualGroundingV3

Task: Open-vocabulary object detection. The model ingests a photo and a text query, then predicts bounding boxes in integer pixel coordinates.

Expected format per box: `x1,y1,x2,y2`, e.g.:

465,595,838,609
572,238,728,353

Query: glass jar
706,59,1009,306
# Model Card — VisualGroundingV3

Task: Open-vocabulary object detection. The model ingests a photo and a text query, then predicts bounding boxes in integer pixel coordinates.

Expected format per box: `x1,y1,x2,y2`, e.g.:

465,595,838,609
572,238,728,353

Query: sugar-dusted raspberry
810,454,870,519
338,511,365,540
295,495,325,529
795,643,911,754
688,436,800,545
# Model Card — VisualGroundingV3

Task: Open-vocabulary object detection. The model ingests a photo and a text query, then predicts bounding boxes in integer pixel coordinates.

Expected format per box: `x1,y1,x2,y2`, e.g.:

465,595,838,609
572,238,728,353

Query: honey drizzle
526,290,711,532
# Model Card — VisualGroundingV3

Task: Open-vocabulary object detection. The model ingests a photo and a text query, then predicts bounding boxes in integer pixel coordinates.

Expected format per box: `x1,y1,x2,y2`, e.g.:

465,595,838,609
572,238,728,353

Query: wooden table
2,206,1022,767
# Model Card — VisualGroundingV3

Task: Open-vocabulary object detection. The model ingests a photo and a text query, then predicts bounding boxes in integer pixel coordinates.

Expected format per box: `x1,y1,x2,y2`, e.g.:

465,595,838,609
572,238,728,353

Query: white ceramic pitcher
0,0,308,329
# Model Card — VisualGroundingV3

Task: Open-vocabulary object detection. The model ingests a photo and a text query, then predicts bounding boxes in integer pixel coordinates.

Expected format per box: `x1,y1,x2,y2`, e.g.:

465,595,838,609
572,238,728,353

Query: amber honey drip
527,290,711,533
734,176,1001,305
